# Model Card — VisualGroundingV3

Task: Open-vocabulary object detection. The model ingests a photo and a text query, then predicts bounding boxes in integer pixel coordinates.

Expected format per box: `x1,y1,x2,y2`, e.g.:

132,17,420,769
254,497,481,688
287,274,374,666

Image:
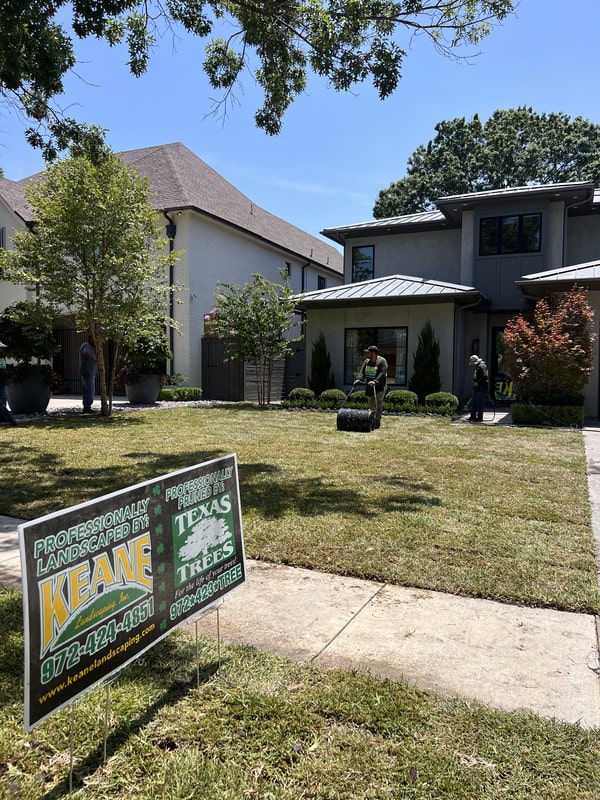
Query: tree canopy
503,286,595,405
0,145,181,415
373,108,600,217
1,1,514,158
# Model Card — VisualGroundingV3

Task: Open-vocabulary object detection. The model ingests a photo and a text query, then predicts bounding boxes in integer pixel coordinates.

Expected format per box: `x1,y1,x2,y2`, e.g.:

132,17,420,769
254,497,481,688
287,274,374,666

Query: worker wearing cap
357,345,388,428
468,354,488,422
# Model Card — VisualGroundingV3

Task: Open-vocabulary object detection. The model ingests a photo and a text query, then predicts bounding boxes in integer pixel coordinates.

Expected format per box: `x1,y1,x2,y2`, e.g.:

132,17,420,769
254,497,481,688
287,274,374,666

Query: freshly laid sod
0,587,598,800
1,406,598,612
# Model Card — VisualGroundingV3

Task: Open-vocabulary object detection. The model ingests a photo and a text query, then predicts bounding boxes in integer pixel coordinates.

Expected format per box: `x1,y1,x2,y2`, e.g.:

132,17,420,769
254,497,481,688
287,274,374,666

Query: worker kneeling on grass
357,346,388,429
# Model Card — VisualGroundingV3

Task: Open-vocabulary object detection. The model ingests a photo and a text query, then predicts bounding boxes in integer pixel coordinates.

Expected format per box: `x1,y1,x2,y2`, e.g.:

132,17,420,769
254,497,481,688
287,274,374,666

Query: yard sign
20,454,245,731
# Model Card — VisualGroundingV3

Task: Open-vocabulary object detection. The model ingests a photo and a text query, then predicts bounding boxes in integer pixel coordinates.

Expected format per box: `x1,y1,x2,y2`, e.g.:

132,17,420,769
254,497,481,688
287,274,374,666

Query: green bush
510,403,585,428
347,389,369,408
288,387,315,402
318,388,346,408
282,387,317,409
385,390,418,407
425,391,459,411
158,387,203,401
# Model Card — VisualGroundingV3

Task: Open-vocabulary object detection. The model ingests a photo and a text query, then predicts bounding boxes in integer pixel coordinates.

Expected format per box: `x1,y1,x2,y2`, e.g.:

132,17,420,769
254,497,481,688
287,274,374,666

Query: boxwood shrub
318,388,346,409
510,402,585,428
384,390,418,412
158,387,203,401
282,387,317,409
424,391,459,415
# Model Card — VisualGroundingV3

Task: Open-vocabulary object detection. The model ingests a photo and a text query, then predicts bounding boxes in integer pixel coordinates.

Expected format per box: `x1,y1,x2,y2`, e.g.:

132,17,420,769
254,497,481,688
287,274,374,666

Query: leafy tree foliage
374,108,600,217
0,144,181,415
408,319,440,402
308,331,335,397
210,272,302,405
1,1,514,158
503,286,595,405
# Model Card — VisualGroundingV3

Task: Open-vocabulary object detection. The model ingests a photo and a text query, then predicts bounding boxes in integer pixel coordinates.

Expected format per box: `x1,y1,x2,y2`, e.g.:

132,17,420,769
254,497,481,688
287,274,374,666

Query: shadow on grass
239,463,440,518
40,655,224,799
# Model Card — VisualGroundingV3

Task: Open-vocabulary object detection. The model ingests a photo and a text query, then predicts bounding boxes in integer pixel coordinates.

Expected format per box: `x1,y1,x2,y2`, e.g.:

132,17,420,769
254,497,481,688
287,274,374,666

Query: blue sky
1,1,599,246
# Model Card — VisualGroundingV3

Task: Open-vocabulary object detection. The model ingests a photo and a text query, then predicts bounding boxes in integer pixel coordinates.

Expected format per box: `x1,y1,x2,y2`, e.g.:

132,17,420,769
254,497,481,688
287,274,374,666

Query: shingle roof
0,143,342,274
296,274,484,306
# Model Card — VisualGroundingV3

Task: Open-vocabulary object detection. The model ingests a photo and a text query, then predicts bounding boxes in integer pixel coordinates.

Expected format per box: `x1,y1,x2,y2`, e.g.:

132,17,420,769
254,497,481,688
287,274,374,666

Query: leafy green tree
0,144,181,416
210,272,302,405
308,331,335,397
1,1,514,156
503,286,595,405
408,320,441,403
374,108,600,217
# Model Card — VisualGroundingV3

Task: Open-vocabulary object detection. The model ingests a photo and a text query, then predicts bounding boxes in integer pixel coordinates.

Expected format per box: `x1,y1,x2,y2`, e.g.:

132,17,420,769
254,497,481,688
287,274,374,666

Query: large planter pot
125,374,161,404
7,374,51,414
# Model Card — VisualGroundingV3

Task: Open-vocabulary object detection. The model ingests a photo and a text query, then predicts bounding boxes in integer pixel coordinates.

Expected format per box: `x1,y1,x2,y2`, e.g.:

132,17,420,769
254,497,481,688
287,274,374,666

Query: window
317,276,326,290
352,245,374,282
344,327,407,385
284,262,292,276
0,227,5,249
479,213,541,256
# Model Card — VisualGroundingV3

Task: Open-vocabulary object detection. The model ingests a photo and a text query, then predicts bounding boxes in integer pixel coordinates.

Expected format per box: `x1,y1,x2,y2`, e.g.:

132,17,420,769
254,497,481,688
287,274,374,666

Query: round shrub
318,388,346,409
385,390,418,407
287,387,315,402
347,389,369,408
425,391,459,411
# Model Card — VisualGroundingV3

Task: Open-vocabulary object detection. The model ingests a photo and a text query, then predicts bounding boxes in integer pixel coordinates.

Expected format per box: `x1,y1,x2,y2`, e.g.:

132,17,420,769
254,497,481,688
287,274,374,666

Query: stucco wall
304,303,457,394
342,230,462,285
178,212,342,387
566,215,600,267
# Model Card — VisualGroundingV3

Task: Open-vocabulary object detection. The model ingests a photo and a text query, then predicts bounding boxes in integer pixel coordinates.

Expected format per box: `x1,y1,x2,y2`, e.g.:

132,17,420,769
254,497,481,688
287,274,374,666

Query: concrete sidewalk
1,409,599,728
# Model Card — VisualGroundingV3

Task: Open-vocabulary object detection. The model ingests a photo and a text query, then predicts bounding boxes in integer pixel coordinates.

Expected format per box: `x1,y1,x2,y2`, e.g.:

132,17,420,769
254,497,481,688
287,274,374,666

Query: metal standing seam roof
518,260,600,284
296,274,483,305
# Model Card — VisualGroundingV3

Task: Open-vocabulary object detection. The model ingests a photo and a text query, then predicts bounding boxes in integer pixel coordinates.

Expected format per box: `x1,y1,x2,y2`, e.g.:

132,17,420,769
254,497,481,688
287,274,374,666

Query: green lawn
1,406,598,612
0,588,599,800
1,406,599,799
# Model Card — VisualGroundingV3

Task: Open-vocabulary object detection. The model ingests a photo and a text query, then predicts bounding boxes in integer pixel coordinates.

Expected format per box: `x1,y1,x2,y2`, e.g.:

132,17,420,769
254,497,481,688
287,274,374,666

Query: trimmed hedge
510,402,585,428
318,388,346,409
385,389,418,407
282,386,460,417
158,387,203,401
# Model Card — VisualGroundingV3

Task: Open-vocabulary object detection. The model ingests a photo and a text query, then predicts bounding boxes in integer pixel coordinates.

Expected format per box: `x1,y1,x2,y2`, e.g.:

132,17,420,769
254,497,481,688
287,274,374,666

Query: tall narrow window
352,246,374,282
0,227,5,249
317,276,326,290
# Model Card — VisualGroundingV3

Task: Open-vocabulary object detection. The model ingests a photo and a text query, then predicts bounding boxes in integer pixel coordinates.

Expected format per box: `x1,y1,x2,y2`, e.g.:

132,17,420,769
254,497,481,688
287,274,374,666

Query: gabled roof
0,142,342,274
296,274,486,306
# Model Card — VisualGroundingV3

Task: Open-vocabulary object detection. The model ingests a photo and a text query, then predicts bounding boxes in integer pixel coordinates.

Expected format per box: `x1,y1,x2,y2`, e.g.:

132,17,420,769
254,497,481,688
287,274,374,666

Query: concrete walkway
1,402,599,728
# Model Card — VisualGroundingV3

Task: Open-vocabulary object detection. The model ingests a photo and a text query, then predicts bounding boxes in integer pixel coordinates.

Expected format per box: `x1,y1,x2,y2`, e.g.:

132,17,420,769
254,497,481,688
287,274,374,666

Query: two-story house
298,182,600,417
0,142,344,399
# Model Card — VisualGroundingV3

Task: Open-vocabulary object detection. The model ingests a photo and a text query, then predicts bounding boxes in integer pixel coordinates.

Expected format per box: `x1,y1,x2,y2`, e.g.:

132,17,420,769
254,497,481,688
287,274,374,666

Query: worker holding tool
356,345,388,429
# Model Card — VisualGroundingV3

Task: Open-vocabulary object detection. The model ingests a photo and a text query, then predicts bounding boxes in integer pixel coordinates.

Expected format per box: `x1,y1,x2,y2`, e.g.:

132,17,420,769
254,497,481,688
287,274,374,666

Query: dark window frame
344,326,408,386
479,213,542,256
351,245,375,282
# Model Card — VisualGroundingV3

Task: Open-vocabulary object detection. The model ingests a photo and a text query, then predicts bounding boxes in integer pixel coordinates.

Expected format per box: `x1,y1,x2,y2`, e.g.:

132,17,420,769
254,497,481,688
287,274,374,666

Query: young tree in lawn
0,142,180,416
210,272,302,405
408,320,441,403
503,286,595,404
